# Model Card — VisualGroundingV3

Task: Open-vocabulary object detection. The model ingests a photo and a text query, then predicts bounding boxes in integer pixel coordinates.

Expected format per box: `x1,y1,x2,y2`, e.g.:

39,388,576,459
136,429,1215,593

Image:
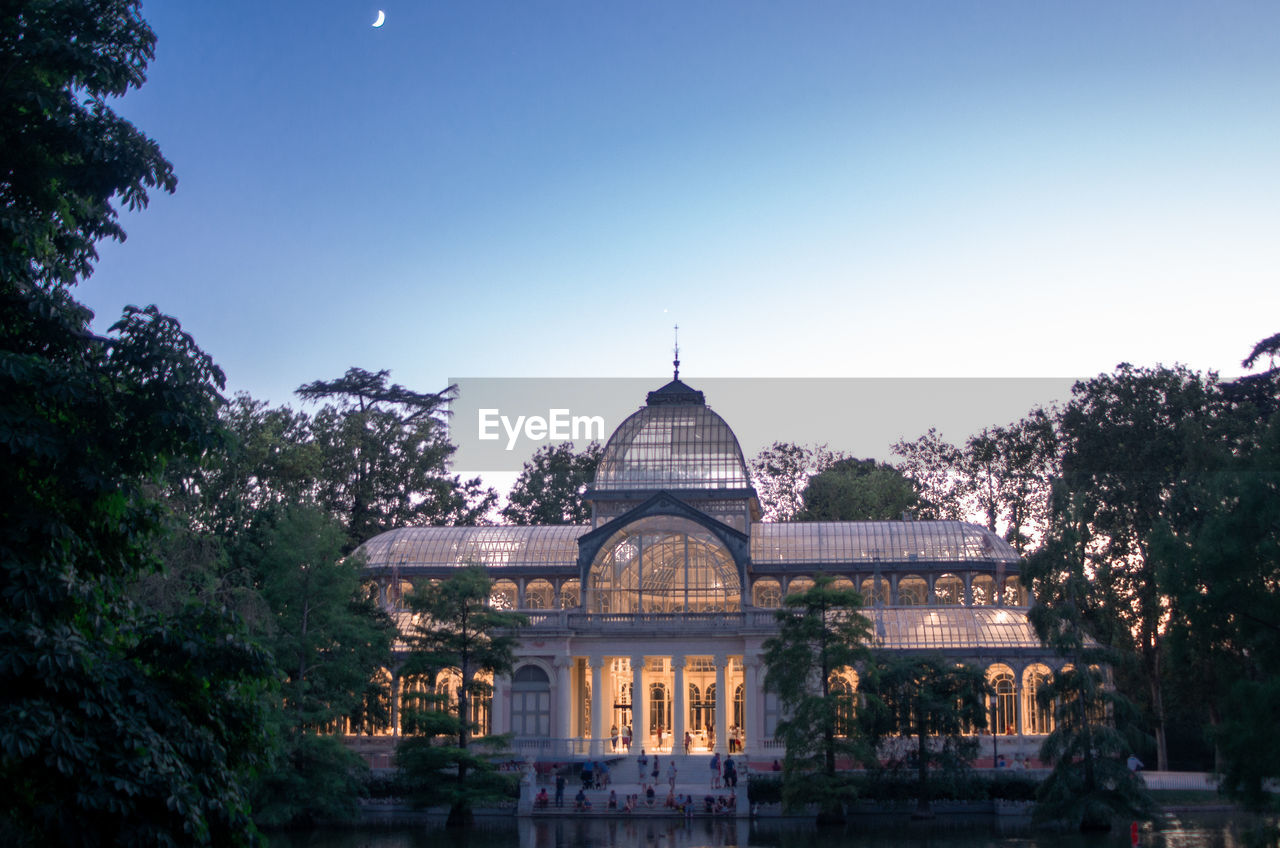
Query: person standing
637,749,649,784
724,755,737,788
652,754,661,787
667,759,678,791
710,751,721,788
684,731,692,754
555,773,566,808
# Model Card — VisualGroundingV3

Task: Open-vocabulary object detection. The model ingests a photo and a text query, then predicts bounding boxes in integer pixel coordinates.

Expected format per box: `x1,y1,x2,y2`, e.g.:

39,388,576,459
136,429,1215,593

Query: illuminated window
588,516,740,613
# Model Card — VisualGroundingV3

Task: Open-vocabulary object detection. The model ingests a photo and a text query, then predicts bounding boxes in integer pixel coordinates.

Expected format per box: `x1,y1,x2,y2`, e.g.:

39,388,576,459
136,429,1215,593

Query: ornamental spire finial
673,324,680,380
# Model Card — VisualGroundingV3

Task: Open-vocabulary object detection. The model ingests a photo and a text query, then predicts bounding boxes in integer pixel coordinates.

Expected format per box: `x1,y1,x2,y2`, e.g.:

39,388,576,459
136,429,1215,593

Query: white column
590,654,605,756
714,653,728,753
554,656,573,747
744,656,760,754
672,655,686,753
711,653,732,753
631,654,647,754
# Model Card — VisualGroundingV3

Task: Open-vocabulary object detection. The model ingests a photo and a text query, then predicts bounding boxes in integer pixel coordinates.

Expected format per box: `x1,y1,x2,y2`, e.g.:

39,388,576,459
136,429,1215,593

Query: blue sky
88,1,1280,423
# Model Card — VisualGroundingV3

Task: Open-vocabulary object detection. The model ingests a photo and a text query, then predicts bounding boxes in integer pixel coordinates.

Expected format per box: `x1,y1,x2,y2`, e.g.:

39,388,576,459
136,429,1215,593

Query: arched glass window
830,578,855,592
1002,576,1027,606
524,579,554,610
649,682,670,738
988,665,1017,735
559,579,581,609
1023,664,1053,735
589,516,740,613
733,683,745,732
490,579,517,610
935,573,964,605
786,577,814,596
752,579,782,608
971,575,996,605
829,671,857,737
859,577,889,605
897,575,927,605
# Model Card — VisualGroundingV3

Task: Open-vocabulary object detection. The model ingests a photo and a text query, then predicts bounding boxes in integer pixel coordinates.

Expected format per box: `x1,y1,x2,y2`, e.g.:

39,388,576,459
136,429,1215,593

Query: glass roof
593,403,752,492
358,526,588,570
751,521,1019,565
869,606,1041,650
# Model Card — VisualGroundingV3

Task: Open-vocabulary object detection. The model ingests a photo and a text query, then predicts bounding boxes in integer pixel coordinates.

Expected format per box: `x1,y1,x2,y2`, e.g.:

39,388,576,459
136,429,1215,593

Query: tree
796,457,919,522
749,442,849,521
1024,488,1154,830
859,655,988,817
1156,379,1280,804
501,441,602,525
891,429,966,520
1052,364,1226,770
396,567,527,826
246,506,397,827
0,1,175,293
961,409,1059,554
298,368,496,549
762,575,875,823
1,304,273,845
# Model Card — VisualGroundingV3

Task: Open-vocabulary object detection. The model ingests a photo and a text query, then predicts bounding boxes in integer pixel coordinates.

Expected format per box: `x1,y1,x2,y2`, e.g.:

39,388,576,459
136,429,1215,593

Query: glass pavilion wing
593,405,752,491
869,607,1042,650
357,525,588,570
750,521,1019,565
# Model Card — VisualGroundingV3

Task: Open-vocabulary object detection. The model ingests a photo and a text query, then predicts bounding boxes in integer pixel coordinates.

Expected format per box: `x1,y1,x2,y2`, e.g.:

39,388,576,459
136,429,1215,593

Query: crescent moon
372,10,386,27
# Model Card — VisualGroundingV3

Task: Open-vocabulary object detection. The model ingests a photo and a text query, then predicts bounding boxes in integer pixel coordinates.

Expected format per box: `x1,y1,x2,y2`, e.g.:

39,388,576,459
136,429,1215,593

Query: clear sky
87,1,1280,422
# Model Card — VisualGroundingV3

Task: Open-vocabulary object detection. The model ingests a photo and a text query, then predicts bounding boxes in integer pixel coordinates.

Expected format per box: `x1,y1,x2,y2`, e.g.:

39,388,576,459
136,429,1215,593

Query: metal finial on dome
673,323,680,380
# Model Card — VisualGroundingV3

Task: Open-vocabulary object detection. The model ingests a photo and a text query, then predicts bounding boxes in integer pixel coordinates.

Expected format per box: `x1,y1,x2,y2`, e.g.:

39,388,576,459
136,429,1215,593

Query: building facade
356,379,1060,766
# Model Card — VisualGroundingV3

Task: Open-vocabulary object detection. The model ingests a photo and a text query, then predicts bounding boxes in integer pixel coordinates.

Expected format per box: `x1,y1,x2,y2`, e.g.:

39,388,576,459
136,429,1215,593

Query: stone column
631,655,647,754
714,653,728,753
744,656,761,754
554,656,573,752
590,654,605,756
672,655,686,754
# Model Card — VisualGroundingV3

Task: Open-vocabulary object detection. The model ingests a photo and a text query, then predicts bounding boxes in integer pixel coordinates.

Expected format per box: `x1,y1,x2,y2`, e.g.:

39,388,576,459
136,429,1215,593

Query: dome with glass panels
591,379,752,493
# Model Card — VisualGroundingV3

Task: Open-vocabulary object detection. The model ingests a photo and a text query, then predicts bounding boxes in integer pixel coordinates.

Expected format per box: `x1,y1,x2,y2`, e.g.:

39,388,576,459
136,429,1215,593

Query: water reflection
266,812,1277,848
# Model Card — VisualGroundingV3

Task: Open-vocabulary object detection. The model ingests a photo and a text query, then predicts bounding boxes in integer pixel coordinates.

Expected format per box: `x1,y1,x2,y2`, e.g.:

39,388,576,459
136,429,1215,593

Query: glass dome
593,382,751,492
588,516,741,613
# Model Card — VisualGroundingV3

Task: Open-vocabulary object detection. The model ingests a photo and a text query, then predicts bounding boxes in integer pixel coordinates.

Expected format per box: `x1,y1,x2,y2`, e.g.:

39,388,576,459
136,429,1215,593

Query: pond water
267,812,1275,848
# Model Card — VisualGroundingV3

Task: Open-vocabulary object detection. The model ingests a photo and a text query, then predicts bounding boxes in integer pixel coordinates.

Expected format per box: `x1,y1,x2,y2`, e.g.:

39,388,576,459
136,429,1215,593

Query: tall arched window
829,671,857,737
830,578,855,592
688,683,704,731
649,682,670,738
733,683,745,732
988,665,1017,735
559,579,581,608
1023,664,1054,735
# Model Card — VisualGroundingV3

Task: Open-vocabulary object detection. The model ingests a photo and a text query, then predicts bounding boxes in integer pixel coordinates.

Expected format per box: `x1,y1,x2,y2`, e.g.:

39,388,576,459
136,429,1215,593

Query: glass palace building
355,379,1059,766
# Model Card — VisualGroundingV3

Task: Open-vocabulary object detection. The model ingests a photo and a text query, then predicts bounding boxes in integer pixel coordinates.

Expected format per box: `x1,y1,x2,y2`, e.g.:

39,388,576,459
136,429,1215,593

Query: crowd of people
533,750,744,815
